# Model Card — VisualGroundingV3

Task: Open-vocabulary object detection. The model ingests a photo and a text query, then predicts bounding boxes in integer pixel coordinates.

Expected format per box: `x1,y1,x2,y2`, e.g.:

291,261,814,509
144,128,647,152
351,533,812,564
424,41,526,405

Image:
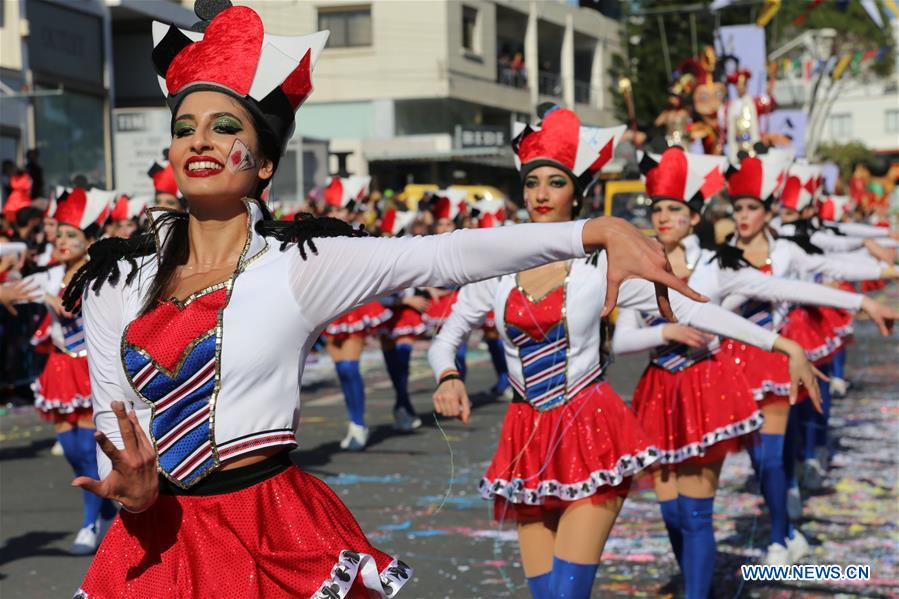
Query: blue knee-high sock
750,433,789,546
784,405,802,486
814,364,831,449
454,345,468,380
335,360,366,426
551,556,598,599
383,343,414,413
74,427,104,529
57,429,81,472
831,349,846,381
679,495,716,599
526,571,552,599
659,498,684,572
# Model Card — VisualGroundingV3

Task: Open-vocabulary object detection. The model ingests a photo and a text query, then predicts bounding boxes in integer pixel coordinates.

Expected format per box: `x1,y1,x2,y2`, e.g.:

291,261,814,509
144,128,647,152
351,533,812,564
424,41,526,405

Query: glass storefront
33,88,106,189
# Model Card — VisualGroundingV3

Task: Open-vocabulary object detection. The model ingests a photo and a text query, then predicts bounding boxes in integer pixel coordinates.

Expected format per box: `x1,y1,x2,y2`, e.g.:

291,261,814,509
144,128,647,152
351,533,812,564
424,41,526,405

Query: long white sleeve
788,242,882,281
428,278,497,380
809,231,865,253
82,278,130,479
713,267,864,311
610,308,666,354
290,221,586,328
827,221,892,239
616,279,778,351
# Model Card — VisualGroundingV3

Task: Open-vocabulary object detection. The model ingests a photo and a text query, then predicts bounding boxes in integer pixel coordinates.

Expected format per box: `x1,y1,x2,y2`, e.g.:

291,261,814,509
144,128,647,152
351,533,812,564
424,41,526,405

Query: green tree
816,140,874,182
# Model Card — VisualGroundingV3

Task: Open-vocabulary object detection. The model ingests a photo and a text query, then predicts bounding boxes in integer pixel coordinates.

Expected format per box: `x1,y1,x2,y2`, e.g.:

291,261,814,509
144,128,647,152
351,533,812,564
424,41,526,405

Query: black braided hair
780,233,824,255
63,208,368,314
706,244,751,270
62,231,157,313
258,212,368,259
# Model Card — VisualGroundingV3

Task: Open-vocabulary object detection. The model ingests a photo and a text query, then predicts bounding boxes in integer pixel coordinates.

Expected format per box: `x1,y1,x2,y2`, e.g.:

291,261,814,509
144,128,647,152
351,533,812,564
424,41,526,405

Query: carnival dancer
21,187,118,554
62,5,699,596
109,194,148,239
722,153,898,565
321,175,393,451
148,157,183,211
377,206,429,432
611,147,891,594
427,108,822,599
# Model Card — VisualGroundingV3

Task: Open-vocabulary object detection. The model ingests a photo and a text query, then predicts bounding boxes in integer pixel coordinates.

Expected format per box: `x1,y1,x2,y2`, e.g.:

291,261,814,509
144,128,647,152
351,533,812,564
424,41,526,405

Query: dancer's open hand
433,372,471,424
72,401,158,513
662,324,714,348
583,217,708,319
777,338,827,413
860,297,899,335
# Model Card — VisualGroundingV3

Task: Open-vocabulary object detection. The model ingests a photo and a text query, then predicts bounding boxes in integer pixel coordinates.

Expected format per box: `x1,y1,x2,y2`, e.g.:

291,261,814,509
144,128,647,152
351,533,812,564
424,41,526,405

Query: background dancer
21,187,118,554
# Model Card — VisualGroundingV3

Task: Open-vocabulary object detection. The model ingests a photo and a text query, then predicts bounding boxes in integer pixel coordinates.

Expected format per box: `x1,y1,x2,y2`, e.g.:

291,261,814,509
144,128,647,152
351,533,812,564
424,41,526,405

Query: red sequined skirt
76,466,412,599
482,381,658,522
32,352,92,423
381,306,426,339
631,354,763,467
781,306,841,365
719,339,808,407
422,291,458,331
325,302,392,341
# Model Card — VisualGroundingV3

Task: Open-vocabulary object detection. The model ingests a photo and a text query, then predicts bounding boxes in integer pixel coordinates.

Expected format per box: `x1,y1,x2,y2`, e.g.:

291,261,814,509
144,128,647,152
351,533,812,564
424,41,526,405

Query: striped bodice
504,286,570,411
739,262,774,330
121,287,227,488
59,313,86,356
641,312,717,373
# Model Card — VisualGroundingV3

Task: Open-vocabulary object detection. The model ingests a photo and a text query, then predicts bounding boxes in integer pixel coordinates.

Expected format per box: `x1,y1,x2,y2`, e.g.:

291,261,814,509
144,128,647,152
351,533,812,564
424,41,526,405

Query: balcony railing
574,81,591,105
497,64,528,89
538,71,561,97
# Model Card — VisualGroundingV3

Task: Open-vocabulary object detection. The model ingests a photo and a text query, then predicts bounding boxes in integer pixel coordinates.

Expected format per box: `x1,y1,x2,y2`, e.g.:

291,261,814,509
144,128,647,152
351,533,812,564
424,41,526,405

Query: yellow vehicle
603,179,653,234
399,184,507,207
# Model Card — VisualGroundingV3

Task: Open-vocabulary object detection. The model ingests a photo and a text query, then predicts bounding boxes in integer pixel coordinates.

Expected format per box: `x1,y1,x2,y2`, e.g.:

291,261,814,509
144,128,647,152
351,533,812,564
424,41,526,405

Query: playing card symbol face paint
227,139,256,173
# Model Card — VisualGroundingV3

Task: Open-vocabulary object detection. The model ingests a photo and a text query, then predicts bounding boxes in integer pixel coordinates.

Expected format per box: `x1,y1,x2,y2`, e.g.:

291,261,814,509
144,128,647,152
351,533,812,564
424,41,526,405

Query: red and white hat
431,189,468,221
151,1,328,153
380,207,416,236
54,188,113,232
641,148,728,211
324,175,371,209
513,104,625,193
726,152,793,206
779,163,821,211
148,161,180,197
473,198,505,228
110,194,149,221
818,195,852,222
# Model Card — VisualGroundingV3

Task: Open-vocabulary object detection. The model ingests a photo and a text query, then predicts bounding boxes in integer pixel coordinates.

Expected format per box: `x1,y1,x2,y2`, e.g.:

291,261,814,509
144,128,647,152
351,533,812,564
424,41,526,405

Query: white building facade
236,0,622,199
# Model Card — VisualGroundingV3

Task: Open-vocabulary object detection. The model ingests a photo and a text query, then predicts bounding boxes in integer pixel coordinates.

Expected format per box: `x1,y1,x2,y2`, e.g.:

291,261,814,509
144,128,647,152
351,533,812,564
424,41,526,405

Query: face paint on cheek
227,139,257,173
676,215,690,230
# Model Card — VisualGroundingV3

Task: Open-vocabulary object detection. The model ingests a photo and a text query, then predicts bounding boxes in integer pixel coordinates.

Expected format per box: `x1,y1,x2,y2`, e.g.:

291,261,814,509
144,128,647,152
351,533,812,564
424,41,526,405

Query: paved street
1,317,897,598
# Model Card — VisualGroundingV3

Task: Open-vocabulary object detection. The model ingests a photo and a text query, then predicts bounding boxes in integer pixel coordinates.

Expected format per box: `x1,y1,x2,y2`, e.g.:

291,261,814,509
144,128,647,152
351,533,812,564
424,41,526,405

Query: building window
462,6,480,54
318,7,372,48
886,110,899,133
829,113,852,138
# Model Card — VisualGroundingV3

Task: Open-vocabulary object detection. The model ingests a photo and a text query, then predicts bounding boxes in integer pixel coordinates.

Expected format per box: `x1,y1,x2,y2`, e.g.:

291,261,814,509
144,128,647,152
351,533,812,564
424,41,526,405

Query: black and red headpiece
640,148,727,212
151,0,329,154
512,104,624,195
54,188,114,234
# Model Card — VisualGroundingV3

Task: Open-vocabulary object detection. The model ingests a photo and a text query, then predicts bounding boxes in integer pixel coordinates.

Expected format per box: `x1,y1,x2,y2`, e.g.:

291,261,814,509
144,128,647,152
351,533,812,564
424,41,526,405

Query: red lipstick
534,206,552,214
185,155,224,178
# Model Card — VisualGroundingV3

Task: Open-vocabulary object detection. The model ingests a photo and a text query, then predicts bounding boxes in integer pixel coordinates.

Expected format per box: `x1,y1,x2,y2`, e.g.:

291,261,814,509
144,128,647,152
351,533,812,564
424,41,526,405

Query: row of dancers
0,2,895,597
